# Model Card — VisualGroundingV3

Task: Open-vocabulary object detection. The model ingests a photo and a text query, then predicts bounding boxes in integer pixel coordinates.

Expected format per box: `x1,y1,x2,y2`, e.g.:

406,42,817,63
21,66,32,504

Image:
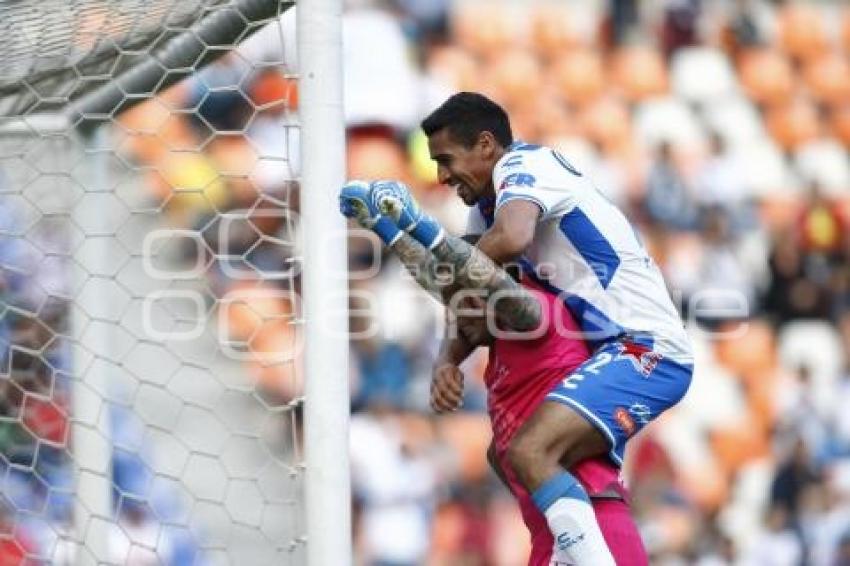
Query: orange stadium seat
831,105,850,148
610,46,668,102
484,50,543,109
426,45,481,92
530,4,585,60
578,97,632,153
248,70,298,112
713,320,778,383
532,92,578,141
550,49,606,106
452,3,524,60
844,9,850,53
711,418,770,475
436,414,492,483
777,3,830,62
738,49,795,106
765,97,822,151
803,52,850,105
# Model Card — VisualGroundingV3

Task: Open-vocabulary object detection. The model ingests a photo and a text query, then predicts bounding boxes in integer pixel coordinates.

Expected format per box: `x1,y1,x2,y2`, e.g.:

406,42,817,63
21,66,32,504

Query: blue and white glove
371,180,445,249
339,180,402,246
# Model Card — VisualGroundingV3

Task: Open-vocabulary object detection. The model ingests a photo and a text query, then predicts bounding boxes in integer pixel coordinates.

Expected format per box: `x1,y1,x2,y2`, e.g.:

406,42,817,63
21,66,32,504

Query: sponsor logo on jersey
499,172,536,191
614,406,636,437
615,340,663,377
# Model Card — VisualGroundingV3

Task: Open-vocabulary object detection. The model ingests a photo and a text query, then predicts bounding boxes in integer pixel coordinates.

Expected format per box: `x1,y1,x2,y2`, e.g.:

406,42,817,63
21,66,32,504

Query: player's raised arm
339,180,542,333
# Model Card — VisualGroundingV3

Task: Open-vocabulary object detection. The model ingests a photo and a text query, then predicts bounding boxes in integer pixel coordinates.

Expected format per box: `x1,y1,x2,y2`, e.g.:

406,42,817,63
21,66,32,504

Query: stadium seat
611,45,668,102
484,49,544,109
701,95,767,149
710,417,770,475
734,140,796,198
778,321,845,417
713,321,778,384
248,70,298,112
452,3,526,59
794,140,850,198
844,9,850,53
803,52,850,105
633,97,704,148
550,49,606,106
530,3,583,59
765,97,822,151
831,105,850,148
426,45,481,92
436,414,492,482
577,97,632,153
738,49,795,106
671,47,739,105
777,3,830,62
529,92,578,142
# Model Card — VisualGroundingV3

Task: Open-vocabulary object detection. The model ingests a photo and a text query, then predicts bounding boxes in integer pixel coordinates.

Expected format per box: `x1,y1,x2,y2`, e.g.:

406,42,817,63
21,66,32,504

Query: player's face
428,128,498,206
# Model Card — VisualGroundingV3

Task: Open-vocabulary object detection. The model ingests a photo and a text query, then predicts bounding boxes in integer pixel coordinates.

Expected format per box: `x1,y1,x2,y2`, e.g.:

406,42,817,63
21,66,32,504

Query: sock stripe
531,472,589,513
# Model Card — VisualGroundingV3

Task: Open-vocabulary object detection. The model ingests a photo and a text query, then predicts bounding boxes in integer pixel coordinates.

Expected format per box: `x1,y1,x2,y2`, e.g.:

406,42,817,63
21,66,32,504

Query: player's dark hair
421,92,513,149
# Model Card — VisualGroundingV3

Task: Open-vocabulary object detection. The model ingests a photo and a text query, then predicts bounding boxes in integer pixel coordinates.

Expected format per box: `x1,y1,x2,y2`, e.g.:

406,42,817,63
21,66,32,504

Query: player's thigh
511,399,608,465
546,341,693,466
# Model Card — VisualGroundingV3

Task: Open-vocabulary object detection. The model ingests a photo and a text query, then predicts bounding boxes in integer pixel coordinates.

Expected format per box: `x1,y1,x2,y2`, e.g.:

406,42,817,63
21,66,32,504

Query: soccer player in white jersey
403,92,694,564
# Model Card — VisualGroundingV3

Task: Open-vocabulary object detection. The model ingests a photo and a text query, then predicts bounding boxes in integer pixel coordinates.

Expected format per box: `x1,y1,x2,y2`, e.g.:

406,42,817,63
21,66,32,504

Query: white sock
532,472,616,566
544,497,616,565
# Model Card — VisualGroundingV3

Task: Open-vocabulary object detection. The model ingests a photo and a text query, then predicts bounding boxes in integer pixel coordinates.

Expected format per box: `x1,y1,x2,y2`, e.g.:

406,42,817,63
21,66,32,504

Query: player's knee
507,429,559,489
506,432,536,482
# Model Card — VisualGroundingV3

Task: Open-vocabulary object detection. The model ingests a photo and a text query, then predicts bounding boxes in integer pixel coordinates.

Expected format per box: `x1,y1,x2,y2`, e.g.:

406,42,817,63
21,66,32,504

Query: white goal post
0,0,349,564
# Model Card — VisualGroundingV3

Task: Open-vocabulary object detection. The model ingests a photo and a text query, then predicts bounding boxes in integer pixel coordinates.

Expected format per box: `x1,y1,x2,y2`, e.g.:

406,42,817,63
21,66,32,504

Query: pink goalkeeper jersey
485,277,638,566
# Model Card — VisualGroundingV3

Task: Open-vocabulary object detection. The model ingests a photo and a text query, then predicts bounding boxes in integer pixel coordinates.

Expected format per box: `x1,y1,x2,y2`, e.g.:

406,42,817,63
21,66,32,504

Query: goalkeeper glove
339,180,402,245
371,180,445,249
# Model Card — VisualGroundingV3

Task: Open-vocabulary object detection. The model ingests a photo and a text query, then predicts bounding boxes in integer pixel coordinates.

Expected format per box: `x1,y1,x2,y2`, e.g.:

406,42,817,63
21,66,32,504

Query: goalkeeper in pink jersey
339,181,647,565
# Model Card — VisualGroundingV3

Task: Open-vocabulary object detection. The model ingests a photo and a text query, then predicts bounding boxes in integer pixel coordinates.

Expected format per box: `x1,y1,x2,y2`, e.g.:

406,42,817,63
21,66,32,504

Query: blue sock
531,471,590,513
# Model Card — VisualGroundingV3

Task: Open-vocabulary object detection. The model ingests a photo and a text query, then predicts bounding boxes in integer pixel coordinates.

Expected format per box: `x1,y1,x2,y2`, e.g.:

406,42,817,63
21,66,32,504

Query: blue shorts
545,339,693,467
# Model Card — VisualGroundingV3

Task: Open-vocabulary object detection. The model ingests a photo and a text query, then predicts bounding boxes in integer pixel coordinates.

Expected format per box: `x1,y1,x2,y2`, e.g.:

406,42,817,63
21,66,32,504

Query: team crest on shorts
614,407,636,437
615,340,663,377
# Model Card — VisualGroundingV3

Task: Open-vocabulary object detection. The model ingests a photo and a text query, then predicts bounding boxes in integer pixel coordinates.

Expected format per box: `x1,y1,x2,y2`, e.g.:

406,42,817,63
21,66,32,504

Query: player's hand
371,180,445,249
338,180,401,245
371,180,420,229
430,363,464,413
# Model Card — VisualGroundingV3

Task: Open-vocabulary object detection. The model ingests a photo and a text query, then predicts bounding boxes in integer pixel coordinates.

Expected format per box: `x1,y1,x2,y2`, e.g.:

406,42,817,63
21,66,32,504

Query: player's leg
507,402,616,565
593,498,649,566
508,341,692,566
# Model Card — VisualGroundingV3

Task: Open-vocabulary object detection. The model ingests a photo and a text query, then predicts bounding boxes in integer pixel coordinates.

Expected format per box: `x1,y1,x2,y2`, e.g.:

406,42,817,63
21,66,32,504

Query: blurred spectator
693,133,753,232
668,206,755,326
797,182,847,257
723,0,766,55
661,0,702,58
770,437,820,519
644,141,698,231
764,230,832,324
350,405,436,566
609,0,640,46
742,505,803,566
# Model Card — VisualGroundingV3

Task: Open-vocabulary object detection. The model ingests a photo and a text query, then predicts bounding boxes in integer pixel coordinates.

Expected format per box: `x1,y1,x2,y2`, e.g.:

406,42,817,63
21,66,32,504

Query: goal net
0,1,349,564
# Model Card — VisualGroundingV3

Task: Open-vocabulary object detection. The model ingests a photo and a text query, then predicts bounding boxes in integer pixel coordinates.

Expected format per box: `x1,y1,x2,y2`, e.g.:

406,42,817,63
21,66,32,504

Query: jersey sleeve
492,148,580,220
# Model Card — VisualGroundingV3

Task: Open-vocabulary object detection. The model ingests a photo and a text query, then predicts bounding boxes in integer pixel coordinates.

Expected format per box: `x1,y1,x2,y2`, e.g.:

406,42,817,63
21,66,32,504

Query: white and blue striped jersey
467,142,693,364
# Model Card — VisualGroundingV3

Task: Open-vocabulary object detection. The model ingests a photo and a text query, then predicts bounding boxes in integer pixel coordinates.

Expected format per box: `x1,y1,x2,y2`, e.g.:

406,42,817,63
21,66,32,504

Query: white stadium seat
671,47,739,105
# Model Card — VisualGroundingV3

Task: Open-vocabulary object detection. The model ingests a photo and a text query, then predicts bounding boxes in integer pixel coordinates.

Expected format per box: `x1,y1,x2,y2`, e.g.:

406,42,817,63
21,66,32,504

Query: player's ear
477,131,496,159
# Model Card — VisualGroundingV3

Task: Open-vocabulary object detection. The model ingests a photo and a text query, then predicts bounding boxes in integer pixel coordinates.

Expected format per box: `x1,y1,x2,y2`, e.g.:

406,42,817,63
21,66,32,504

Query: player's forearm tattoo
389,233,445,301
389,233,541,332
